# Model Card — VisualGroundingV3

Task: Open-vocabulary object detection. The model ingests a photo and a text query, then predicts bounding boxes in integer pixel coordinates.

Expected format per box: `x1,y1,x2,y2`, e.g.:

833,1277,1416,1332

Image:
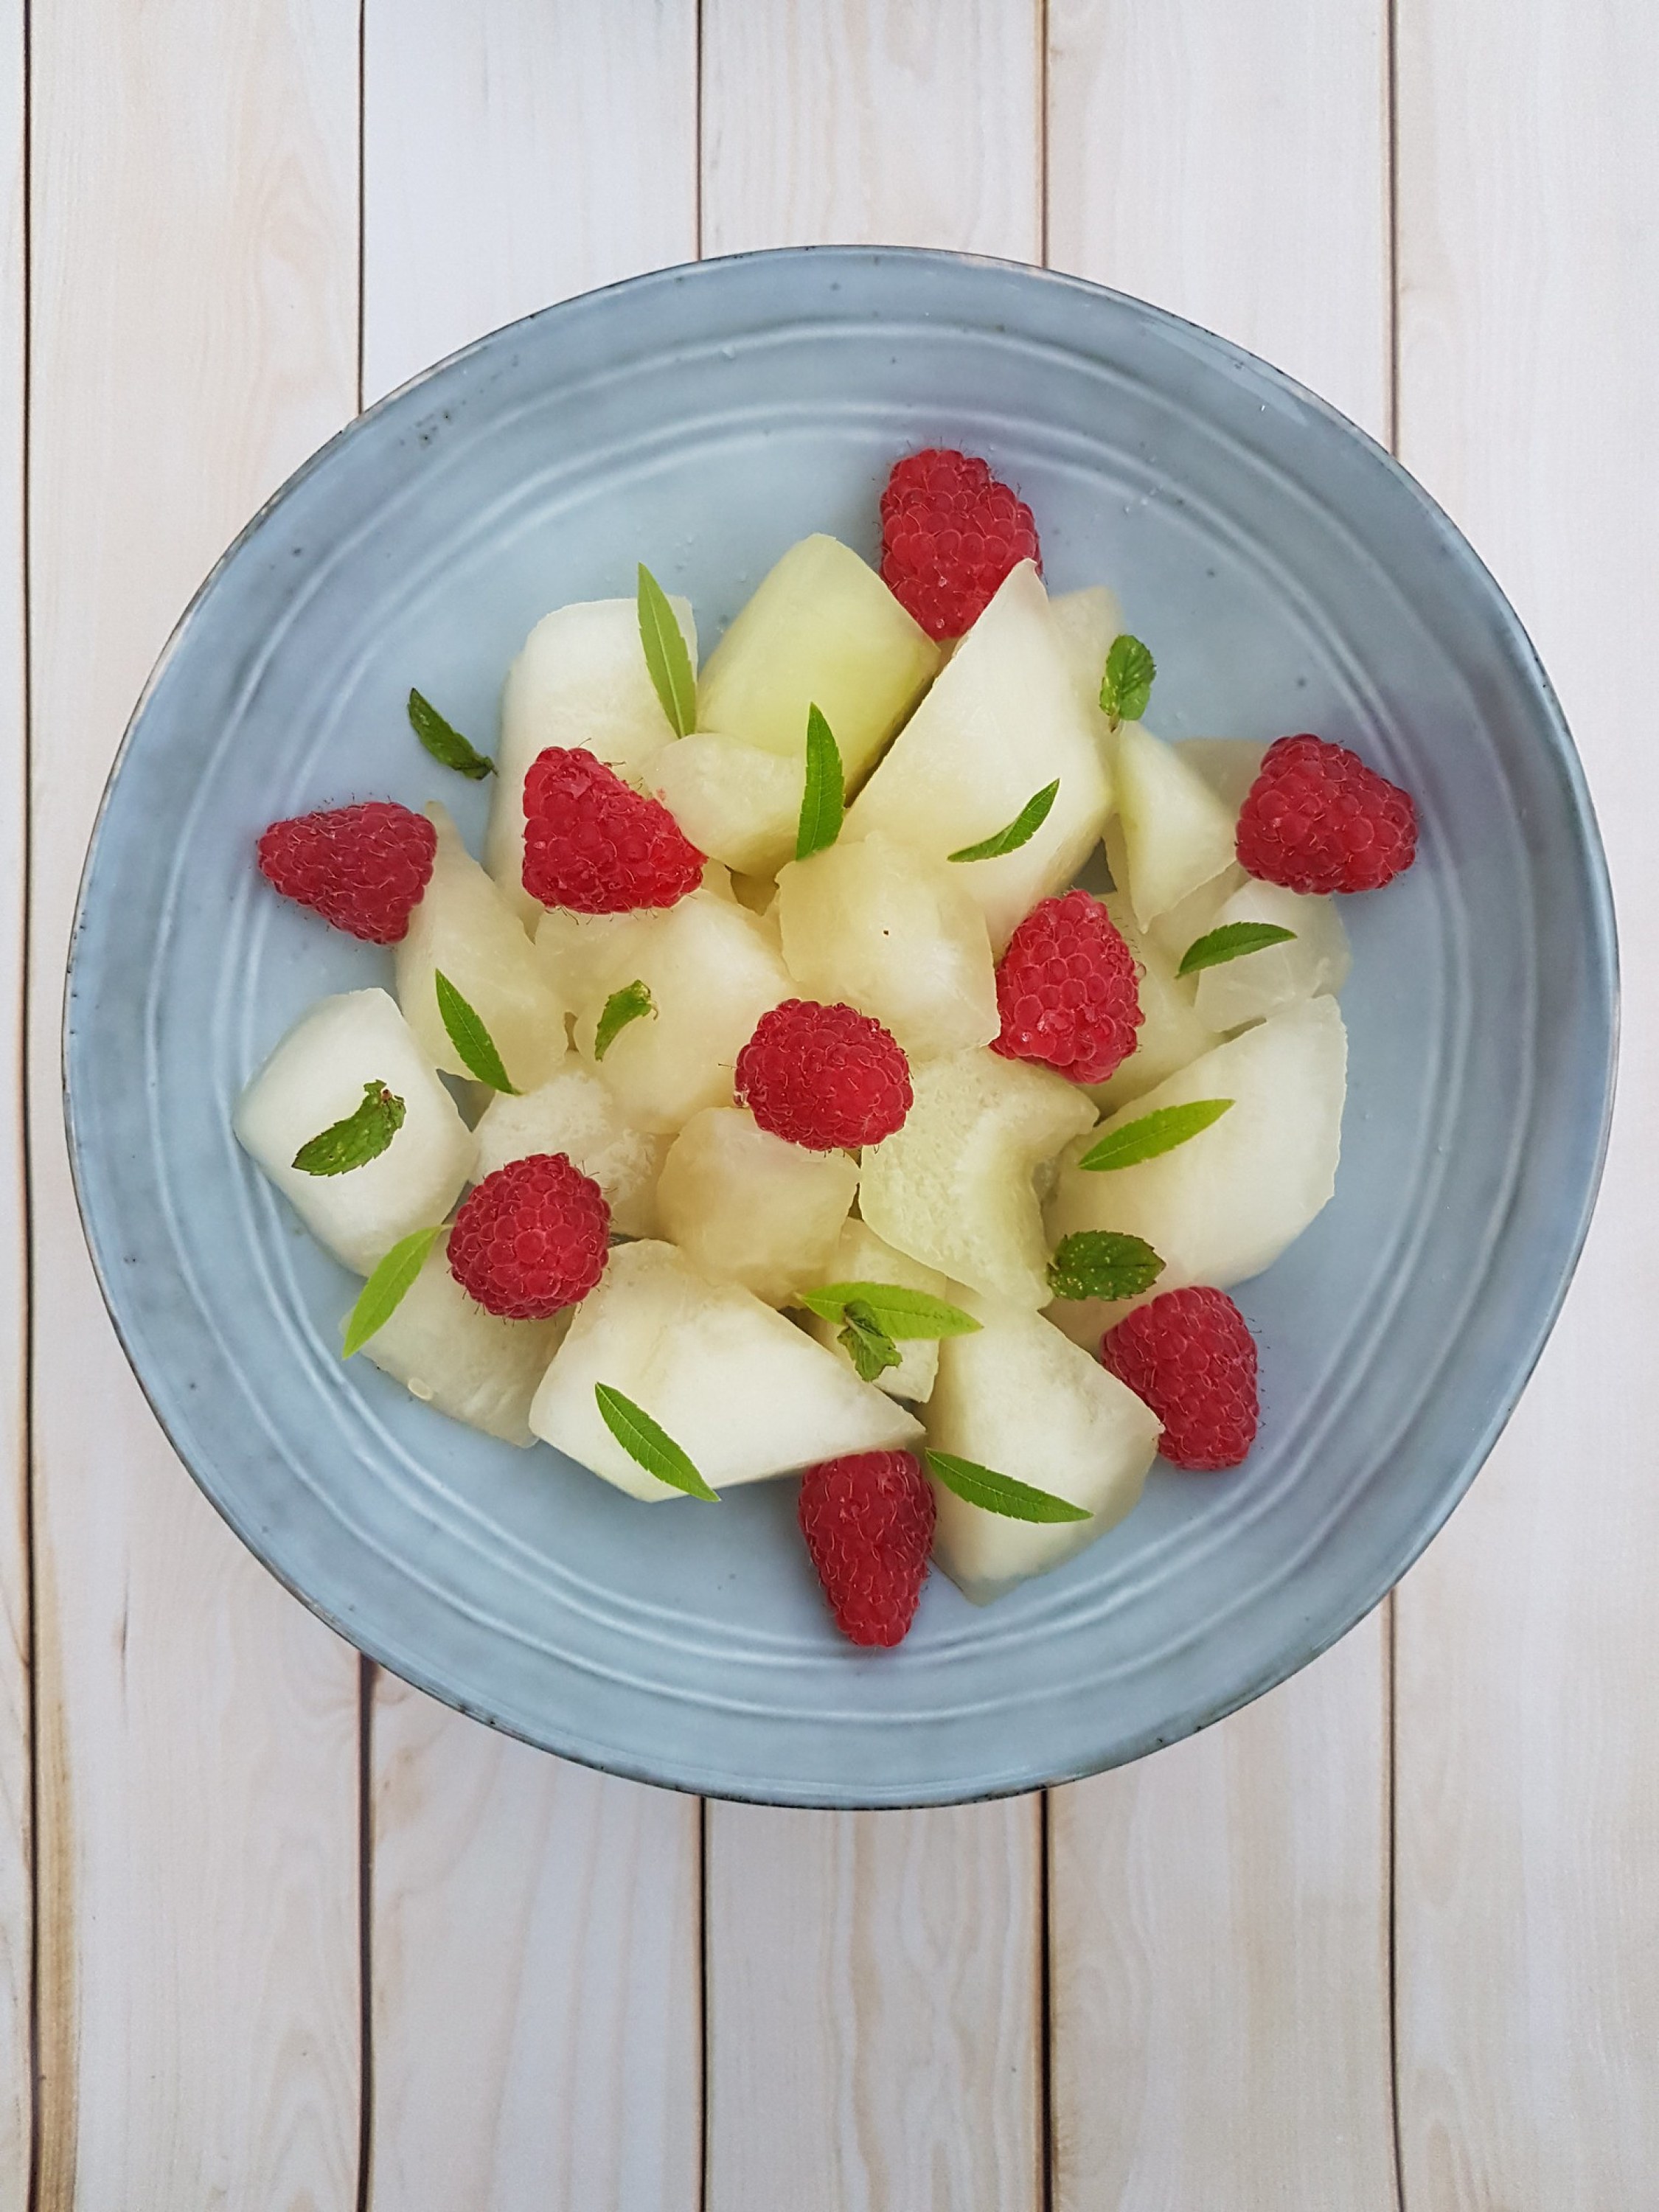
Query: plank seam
355,1655,375,2212
19,0,38,2201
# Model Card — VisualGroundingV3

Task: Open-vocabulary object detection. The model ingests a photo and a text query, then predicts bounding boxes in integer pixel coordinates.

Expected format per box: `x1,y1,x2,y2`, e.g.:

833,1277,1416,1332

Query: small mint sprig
796,1282,981,1340
637,564,697,737
1100,633,1155,728
948,779,1059,863
408,689,494,779
795,705,845,861
1178,921,1297,976
595,980,655,1061
595,1384,717,1500
342,1225,441,1357
1078,1099,1234,1173
1046,1231,1165,1303
838,1300,902,1382
925,1449,1091,1524
435,972,518,1093
293,1081,405,1176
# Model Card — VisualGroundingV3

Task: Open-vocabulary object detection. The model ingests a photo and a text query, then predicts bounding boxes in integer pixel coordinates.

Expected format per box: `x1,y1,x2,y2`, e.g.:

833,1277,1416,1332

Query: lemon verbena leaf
795,1281,981,1340
434,970,518,1093
594,1384,718,1500
1177,921,1297,976
407,687,494,778
637,564,697,737
594,979,655,1061
947,779,1060,863
341,1225,441,1357
925,1449,1092,1524
795,703,846,860
1078,1098,1234,1172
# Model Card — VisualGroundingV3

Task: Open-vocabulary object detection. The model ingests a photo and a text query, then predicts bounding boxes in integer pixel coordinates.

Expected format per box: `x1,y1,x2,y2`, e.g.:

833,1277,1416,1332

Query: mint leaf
1177,921,1297,976
408,688,494,779
341,1224,441,1357
594,1383,717,1500
1100,633,1156,726
1046,1231,1165,1303
435,971,517,1093
293,1081,406,1176
594,979,655,1061
637,564,697,737
839,1301,901,1382
795,703,845,860
1078,1098,1234,1172
925,1449,1092,1524
948,779,1060,863
796,1281,981,1340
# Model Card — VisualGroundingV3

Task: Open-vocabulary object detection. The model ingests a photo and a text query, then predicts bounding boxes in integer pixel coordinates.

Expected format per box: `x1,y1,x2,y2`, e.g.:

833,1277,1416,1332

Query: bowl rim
61,244,1620,1806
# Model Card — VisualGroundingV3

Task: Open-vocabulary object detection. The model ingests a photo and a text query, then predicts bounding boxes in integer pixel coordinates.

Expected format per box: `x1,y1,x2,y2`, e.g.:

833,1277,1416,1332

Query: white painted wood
364,0,698,402
361,8,703,2205
0,3,26,2202
27,2,363,2199
705,1802,1042,2211
1045,4,1398,2202
1393,0,1659,2201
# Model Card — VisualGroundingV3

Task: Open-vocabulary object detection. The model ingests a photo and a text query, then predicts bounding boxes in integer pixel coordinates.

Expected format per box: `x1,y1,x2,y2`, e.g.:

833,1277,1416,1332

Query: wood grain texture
28,2,363,2200
705,1802,1042,2211
361,8,703,2205
0,3,25,2202
1393,0,1659,2201
1045,5,1399,2203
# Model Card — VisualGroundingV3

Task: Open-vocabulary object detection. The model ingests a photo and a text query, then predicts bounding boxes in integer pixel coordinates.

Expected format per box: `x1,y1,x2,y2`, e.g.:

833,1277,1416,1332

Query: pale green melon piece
650,731,804,879
655,1107,858,1306
1176,737,1268,813
1048,583,1125,719
359,1229,566,1447
1088,889,1221,1113
1113,720,1239,929
472,1054,669,1237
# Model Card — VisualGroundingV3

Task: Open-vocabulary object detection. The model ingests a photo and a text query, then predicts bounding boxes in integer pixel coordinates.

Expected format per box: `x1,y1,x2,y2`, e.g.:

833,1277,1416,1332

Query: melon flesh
1192,877,1351,1033
655,1107,858,1304
844,563,1115,952
1088,889,1220,1113
473,1054,669,1237
925,1292,1160,1604
797,1218,957,1404
233,988,476,1275
529,1240,921,1499
359,1228,566,1446
1112,720,1239,929
1177,737,1268,813
1048,584,1124,717
650,732,804,878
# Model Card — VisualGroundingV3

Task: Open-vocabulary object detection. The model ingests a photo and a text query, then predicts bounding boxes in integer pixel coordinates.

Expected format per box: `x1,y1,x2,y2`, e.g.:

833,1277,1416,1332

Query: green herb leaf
292,1080,406,1176
1046,1231,1166,1303
407,687,494,779
637,563,697,737
839,1301,902,1382
947,779,1060,863
1078,1098,1235,1172
594,979,655,1061
925,1449,1092,1524
594,1383,718,1500
1100,633,1156,726
795,703,846,861
796,1281,981,1340
1177,921,1298,976
435,970,518,1093
341,1225,441,1357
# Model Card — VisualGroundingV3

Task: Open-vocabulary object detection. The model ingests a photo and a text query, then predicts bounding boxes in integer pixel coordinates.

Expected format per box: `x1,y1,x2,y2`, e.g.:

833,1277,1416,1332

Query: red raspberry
992,890,1143,1085
734,1000,912,1151
521,745,703,913
798,1450,936,1647
880,448,1042,641
447,1152,611,1320
1236,733,1418,894
1100,1287,1259,1471
257,801,437,943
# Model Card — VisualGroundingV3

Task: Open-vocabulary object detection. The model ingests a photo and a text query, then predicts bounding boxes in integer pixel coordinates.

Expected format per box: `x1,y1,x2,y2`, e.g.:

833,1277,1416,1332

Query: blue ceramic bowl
65,249,1615,1807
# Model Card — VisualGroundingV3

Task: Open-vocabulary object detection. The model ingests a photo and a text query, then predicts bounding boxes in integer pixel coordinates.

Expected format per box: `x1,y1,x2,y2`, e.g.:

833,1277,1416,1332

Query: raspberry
1236,734,1418,894
734,1000,912,1151
879,448,1042,641
798,1450,935,1647
991,890,1143,1085
1100,1287,1259,1471
447,1152,611,1320
521,745,703,913
257,801,437,943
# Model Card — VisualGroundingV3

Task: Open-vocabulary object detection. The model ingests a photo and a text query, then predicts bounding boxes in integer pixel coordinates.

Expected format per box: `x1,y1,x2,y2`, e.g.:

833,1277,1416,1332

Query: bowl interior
66,251,1614,1806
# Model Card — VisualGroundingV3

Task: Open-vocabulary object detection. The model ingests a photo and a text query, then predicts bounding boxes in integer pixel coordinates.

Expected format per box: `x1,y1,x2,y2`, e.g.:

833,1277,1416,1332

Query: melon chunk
473,1054,669,1237
1177,737,1268,813
776,832,999,1061
798,1218,957,1404
1048,584,1124,716
925,1293,1160,1604
649,731,804,878
487,594,695,920
1045,996,1347,1347
234,988,476,1275
1113,720,1239,928
1089,889,1221,1112
395,804,567,1093
1192,878,1351,1033
696,535,939,785
529,1240,920,1499
359,1228,566,1446
860,1048,1095,1309
655,1107,858,1304
844,563,1115,952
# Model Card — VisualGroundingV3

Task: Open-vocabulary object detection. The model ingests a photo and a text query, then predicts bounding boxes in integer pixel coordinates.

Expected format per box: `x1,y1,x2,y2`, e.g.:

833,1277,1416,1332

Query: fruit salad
234,448,1419,1650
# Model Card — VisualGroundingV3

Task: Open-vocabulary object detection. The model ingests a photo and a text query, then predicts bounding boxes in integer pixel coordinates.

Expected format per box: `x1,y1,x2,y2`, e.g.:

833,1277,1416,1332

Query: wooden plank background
7,1,1652,2204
